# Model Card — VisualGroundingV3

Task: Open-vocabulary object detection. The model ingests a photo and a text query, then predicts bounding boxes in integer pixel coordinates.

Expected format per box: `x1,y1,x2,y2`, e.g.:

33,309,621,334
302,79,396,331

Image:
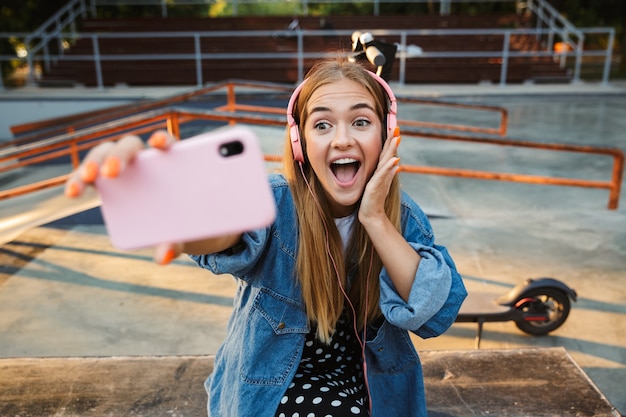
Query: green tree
1,0,67,86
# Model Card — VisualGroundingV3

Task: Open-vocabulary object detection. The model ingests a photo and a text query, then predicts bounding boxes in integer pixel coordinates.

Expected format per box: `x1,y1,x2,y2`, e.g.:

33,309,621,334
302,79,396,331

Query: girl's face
303,78,383,218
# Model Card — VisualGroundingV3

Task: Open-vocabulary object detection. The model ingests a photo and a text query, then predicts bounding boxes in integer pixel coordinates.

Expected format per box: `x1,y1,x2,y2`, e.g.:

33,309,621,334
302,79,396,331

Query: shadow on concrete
446,324,626,366
0,243,233,307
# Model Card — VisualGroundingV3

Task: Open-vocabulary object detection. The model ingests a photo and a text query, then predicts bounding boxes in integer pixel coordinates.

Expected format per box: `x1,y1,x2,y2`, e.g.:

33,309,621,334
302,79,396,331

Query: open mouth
331,158,360,184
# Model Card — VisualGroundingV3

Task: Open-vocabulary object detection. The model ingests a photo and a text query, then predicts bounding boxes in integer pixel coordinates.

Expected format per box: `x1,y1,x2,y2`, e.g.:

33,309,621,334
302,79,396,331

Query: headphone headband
286,70,397,163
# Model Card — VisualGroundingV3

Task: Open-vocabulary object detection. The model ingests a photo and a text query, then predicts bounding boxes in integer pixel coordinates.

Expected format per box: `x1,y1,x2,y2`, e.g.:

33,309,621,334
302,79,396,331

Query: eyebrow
308,102,375,116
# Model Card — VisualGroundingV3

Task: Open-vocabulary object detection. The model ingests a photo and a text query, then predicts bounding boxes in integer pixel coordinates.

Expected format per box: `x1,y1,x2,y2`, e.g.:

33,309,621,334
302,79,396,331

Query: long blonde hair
283,58,402,343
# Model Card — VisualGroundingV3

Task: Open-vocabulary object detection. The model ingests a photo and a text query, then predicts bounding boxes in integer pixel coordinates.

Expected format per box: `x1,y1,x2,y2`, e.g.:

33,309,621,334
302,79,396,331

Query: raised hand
358,126,401,225
64,130,182,264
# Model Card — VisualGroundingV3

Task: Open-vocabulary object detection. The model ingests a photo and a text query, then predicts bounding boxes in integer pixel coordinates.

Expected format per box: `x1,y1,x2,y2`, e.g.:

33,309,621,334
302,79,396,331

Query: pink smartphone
95,126,276,250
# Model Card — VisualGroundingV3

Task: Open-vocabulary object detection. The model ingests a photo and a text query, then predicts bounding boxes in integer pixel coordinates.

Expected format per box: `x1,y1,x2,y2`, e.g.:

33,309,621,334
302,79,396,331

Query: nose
330,123,355,150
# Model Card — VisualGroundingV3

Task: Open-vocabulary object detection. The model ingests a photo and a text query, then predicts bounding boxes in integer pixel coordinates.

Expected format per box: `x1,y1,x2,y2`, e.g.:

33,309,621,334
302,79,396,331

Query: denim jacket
191,174,467,417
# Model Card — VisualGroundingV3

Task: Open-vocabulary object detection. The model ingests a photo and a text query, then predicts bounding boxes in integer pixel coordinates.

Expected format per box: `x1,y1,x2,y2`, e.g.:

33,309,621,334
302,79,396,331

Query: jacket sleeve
189,226,270,279
189,174,288,280
378,194,467,339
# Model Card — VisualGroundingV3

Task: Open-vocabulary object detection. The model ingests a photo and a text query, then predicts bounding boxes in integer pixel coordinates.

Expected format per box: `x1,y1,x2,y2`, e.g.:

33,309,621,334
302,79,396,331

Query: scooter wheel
514,288,571,335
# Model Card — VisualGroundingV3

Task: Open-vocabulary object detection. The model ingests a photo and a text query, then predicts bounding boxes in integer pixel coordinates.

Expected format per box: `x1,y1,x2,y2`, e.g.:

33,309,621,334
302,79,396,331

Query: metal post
226,83,236,112
558,30,567,68
440,0,451,16
500,31,510,87
547,17,554,52
399,31,407,86
26,49,35,87
194,33,203,88
92,35,104,90
161,0,167,18
608,149,623,209
601,29,615,86
43,41,50,72
297,30,304,83
167,111,180,138
573,34,583,83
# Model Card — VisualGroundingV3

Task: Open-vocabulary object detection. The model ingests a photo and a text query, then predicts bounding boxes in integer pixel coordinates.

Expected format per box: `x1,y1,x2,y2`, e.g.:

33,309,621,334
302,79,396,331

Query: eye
353,118,371,128
314,121,331,131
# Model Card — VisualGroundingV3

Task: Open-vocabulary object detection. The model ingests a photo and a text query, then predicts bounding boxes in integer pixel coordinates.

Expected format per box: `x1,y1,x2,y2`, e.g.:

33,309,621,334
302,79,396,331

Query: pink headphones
286,70,398,163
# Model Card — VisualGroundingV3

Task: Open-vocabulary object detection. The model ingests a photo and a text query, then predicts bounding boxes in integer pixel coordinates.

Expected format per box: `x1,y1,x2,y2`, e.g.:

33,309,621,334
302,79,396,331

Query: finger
380,156,401,180
154,242,183,265
100,135,145,178
394,126,402,149
64,176,85,198
147,130,177,150
368,155,400,196
390,126,401,155
381,126,401,160
65,141,116,198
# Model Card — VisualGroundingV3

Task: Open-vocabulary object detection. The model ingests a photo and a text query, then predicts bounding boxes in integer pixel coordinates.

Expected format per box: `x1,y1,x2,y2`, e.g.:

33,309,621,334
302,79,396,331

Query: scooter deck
455,292,517,348
456,291,511,317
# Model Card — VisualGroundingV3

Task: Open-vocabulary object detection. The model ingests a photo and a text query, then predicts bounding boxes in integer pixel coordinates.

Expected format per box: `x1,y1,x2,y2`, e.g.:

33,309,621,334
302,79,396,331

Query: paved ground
0,80,625,415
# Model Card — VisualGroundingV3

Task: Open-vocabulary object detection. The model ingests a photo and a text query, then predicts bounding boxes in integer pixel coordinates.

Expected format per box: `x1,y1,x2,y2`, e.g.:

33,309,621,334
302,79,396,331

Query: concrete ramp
0,348,619,416
0,186,100,245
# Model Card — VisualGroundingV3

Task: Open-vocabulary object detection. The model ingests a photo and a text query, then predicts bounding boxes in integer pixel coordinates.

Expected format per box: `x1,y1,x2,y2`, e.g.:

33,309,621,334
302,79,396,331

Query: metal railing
0,80,622,209
0,26,615,92
526,0,585,78
0,0,617,91
23,0,89,74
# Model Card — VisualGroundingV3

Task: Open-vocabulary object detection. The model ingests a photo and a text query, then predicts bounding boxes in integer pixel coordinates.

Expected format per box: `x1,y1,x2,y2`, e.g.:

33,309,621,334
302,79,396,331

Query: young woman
66,57,467,417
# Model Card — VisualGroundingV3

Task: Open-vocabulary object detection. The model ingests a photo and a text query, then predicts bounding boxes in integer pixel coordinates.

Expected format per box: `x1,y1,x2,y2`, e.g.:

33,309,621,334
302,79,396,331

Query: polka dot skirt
275,312,369,417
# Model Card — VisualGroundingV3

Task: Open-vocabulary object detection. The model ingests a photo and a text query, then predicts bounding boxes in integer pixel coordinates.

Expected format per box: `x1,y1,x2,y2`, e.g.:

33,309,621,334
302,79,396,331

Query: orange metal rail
398,130,624,210
0,81,622,210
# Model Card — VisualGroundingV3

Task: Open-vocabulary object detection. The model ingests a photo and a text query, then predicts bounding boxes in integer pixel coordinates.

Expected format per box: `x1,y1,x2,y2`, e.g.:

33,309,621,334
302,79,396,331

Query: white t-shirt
334,213,356,254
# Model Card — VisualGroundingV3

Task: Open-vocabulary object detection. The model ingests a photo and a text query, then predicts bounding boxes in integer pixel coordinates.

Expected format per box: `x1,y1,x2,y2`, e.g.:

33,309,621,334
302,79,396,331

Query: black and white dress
275,311,369,417
276,214,369,417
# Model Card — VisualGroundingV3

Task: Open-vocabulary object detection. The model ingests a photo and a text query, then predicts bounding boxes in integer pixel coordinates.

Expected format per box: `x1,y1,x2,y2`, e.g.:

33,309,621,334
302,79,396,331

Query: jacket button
278,322,286,329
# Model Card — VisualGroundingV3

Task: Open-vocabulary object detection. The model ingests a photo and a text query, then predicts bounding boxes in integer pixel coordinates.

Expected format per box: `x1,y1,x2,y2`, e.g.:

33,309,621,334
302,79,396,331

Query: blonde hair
283,57,402,343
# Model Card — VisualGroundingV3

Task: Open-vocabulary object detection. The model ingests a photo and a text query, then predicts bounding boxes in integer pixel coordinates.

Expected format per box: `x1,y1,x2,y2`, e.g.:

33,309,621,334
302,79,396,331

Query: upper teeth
333,158,357,165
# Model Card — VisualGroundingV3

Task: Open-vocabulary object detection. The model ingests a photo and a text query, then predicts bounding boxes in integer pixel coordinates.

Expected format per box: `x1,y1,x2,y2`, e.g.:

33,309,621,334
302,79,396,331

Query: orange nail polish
65,181,80,198
159,249,176,265
396,136,402,147
81,161,99,183
102,157,120,178
394,157,400,166
148,132,167,149
394,127,400,137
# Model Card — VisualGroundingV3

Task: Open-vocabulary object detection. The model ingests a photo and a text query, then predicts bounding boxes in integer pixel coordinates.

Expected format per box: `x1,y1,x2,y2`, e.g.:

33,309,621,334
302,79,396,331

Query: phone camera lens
219,141,244,157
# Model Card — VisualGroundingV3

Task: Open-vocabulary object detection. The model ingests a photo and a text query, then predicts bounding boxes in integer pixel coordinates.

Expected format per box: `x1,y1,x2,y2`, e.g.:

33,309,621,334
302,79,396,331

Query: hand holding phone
95,126,276,250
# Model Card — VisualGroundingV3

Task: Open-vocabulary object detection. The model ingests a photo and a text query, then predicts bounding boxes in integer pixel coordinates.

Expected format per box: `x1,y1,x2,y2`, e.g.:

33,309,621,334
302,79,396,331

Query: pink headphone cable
298,162,374,414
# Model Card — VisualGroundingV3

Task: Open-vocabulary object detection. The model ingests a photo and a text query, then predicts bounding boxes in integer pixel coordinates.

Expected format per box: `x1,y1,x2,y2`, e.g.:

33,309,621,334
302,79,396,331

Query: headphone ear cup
290,124,304,163
387,113,397,136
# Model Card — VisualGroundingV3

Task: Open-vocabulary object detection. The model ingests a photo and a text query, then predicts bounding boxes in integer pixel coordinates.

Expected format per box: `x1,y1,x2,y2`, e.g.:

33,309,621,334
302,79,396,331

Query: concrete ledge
0,347,619,416
424,347,620,417
0,355,210,416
